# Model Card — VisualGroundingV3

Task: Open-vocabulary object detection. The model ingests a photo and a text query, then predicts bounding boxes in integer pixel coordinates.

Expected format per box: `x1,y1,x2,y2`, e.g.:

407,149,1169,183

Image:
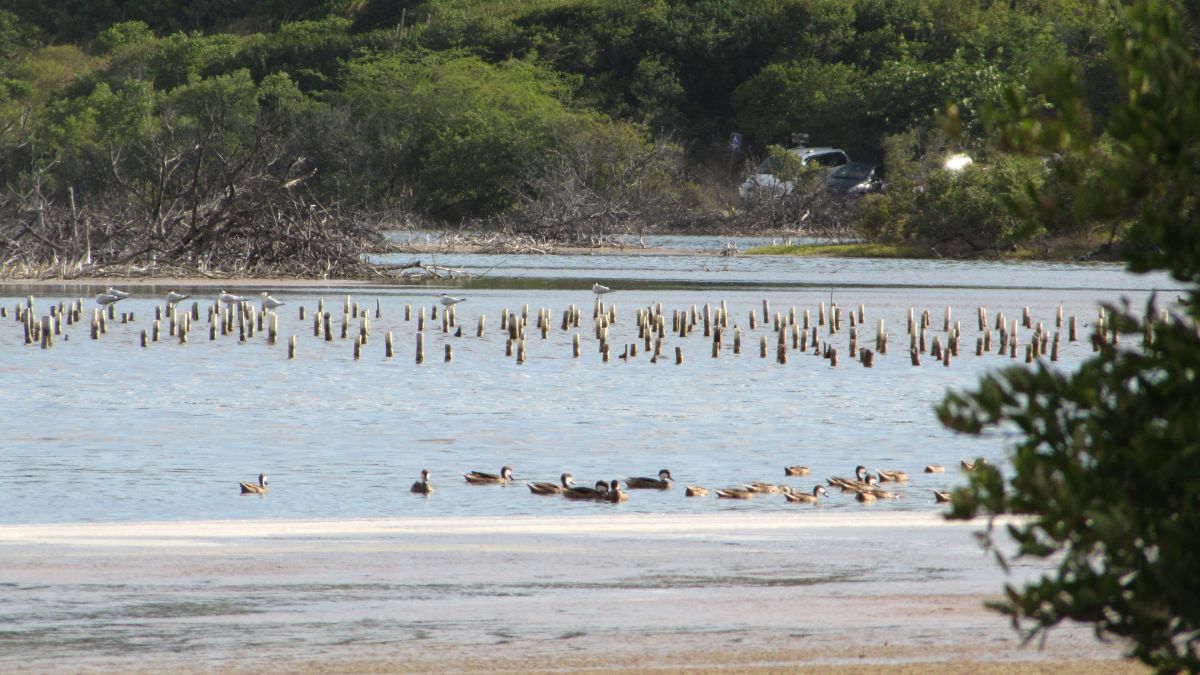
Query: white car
739,147,849,199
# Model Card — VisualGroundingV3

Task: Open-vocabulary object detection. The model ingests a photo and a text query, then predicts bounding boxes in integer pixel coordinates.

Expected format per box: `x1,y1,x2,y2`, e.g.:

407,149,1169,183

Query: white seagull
592,283,613,296
96,291,123,307
166,291,190,303
105,287,130,299
260,292,286,310
218,290,245,305
439,294,466,307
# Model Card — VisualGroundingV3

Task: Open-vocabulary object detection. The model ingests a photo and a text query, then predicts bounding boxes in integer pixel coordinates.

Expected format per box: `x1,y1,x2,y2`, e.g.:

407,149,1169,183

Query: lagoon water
1,245,1185,525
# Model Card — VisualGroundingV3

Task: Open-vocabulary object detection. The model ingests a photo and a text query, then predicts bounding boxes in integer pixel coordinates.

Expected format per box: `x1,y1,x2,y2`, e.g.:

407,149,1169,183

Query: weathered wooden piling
416,332,425,363
777,343,788,364
675,346,684,364
418,306,426,331
861,349,874,367
911,348,921,366
1051,332,1060,361
445,344,453,362
1069,316,1077,341
517,339,527,364
829,347,838,367
140,329,148,348
152,320,161,342
288,335,297,359
324,313,333,342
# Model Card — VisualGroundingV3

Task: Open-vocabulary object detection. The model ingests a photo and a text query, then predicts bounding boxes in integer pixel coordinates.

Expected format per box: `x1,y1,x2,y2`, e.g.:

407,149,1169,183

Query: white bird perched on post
95,291,123,307
105,287,130,299
218,290,244,305
592,283,612,297
260,292,286,311
166,291,189,304
439,293,466,307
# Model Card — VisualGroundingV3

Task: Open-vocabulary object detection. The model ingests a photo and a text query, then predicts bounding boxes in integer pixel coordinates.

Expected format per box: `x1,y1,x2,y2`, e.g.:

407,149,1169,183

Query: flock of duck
239,460,990,505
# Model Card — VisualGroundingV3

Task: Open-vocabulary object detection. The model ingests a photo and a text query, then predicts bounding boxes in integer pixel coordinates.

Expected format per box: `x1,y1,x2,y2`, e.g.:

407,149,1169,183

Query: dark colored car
826,162,884,196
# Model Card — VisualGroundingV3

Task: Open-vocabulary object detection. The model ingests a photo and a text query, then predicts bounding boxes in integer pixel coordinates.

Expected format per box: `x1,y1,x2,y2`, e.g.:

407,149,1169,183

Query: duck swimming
714,487,756,499
685,486,709,497
410,469,434,494
784,466,811,476
528,473,574,495
239,473,268,495
464,466,514,484
605,479,629,503
563,480,610,501
784,485,828,504
625,469,672,489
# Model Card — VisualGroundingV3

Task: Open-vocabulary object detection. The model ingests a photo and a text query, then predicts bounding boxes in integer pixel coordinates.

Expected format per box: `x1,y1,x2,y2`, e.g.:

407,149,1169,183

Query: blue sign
729,133,743,153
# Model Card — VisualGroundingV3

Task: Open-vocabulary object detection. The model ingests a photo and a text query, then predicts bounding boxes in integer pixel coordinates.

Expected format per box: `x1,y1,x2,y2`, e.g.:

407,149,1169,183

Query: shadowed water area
1,241,1186,524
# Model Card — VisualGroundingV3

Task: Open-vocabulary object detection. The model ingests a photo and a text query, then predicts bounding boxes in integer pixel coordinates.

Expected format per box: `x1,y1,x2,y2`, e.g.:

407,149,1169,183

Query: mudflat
0,513,1143,673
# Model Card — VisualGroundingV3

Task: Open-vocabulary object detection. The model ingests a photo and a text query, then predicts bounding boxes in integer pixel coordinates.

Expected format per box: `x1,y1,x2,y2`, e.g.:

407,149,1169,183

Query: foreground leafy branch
937,1,1200,670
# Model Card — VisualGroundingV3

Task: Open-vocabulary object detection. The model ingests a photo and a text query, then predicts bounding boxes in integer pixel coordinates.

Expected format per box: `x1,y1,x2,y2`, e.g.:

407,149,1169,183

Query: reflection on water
0,250,1185,524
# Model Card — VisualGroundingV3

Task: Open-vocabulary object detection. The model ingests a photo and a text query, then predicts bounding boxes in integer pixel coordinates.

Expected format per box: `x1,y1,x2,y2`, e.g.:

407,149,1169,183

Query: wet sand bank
0,513,1142,673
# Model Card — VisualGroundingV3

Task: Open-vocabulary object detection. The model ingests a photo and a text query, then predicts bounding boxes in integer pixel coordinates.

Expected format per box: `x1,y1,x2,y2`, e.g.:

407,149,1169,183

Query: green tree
936,1,1200,670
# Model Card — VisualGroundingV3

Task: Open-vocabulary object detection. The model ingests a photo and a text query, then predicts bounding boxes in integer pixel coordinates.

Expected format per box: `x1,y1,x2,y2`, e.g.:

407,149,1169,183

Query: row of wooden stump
9,292,1152,368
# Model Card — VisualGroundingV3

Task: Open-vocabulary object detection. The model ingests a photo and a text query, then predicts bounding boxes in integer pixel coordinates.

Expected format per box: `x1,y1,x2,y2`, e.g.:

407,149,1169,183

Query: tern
218,290,245,305
439,294,466,307
166,291,190,303
592,283,612,296
260,292,286,310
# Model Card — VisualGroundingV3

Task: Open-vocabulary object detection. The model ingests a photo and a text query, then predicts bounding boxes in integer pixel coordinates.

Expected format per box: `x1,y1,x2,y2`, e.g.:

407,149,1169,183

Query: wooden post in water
734,327,742,354
324,313,333,341
761,299,770,324
1023,306,1032,328
944,306,951,332
675,346,684,365
911,348,921,366
1069,316,1077,341
819,302,826,327
573,333,581,358
943,343,951,367
777,343,788,364
288,335,297,359
269,314,278,345
341,312,349,340
858,304,865,323
1051,332,1060,361
862,349,874,367
140,329,148,348
416,333,425,364
477,315,486,338
829,347,838,367
376,299,382,319
1056,305,1063,328
418,306,425,331
354,336,362,360
153,320,160,342
385,331,394,358
517,339,527,364
445,344,453,362
978,307,987,331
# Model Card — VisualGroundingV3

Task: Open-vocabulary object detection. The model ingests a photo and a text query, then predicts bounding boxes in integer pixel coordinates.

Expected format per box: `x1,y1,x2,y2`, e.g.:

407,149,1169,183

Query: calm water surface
1,249,1185,524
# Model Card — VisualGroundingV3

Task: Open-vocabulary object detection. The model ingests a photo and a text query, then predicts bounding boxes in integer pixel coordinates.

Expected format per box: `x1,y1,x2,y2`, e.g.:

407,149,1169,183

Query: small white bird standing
105,287,130,299
439,293,466,306
166,291,190,303
592,283,613,296
260,292,286,310
95,291,123,307
218,290,244,305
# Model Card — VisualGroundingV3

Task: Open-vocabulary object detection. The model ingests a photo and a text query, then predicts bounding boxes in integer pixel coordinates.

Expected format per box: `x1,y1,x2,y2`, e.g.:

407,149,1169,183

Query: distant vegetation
0,1,1193,275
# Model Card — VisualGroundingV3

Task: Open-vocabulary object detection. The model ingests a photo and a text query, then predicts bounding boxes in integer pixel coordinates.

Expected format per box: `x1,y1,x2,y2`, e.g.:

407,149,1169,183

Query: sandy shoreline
0,513,1143,673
